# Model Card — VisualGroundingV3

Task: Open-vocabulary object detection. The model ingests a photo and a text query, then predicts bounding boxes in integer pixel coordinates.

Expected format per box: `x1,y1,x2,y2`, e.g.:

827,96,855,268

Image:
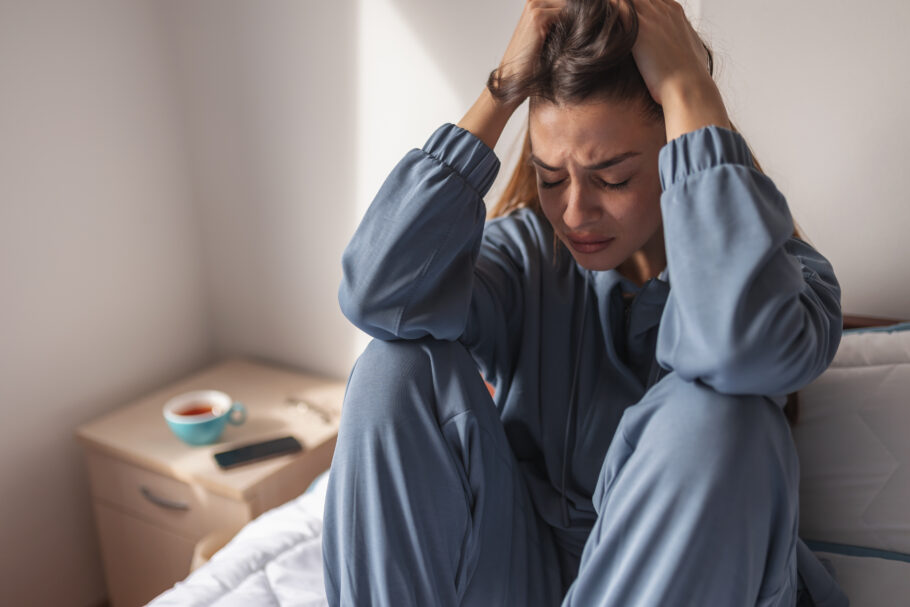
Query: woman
323,1,848,605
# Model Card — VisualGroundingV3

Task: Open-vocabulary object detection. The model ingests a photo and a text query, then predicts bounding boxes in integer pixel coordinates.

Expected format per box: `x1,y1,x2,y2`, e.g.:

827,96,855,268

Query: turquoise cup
163,390,247,446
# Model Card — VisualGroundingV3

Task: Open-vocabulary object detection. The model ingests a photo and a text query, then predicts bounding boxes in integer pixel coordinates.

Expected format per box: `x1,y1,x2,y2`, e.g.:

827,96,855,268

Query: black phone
213,435,303,470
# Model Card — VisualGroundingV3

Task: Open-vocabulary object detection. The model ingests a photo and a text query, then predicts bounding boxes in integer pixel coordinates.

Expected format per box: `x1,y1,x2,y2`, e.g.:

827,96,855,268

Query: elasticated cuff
658,125,755,191
422,123,501,197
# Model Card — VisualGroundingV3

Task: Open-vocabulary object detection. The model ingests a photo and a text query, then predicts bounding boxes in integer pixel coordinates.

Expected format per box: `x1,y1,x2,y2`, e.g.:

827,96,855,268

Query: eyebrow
529,151,641,172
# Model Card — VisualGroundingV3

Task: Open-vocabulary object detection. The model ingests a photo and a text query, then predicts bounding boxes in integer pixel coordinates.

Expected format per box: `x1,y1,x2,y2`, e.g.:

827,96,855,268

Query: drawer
93,501,197,607
85,450,250,540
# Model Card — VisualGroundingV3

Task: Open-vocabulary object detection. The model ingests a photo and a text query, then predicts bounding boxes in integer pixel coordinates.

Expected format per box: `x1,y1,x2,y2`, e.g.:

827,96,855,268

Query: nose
562,181,600,229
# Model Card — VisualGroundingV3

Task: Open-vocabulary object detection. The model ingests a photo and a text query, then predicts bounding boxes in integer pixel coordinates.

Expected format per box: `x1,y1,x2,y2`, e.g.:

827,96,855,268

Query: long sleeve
340,124,534,385
655,126,843,397
339,124,497,340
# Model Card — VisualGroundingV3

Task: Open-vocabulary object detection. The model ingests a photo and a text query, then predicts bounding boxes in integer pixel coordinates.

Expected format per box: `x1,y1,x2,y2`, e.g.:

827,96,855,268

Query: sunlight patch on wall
350,0,464,357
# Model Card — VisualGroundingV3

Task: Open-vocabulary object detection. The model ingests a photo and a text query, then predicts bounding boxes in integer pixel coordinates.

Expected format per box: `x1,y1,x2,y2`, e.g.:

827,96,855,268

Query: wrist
481,84,523,119
457,87,519,151
660,75,731,142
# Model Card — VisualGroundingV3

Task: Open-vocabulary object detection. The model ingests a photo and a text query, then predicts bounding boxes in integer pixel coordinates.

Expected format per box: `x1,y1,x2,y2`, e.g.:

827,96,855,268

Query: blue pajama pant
323,338,825,606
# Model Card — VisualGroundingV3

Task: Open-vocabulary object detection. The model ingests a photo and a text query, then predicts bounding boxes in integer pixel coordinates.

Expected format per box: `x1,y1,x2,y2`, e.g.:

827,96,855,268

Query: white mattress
812,551,910,607
792,324,910,603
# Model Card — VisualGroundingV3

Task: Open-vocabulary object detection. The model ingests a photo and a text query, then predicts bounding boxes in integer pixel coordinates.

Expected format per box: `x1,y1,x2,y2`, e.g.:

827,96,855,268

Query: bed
148,315,910,607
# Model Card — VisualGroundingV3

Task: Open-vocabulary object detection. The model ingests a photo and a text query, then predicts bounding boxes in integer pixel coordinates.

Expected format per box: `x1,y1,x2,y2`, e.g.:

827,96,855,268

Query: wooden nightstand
75,357,346,607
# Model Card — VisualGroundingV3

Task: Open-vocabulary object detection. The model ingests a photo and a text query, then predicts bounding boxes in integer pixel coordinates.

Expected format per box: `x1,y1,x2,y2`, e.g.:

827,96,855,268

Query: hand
495,1,567,95
459,0,566,149
617,0,730,140
619,0,711,105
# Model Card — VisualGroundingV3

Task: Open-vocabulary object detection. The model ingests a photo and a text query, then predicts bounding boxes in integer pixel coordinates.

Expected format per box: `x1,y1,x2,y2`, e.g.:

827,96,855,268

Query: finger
629,0,662,27
612,0,634,29
528,5,565,34
538,7,564,20
630,0,658,14
649,0,685,12
526,0,565,10
526,0,564,21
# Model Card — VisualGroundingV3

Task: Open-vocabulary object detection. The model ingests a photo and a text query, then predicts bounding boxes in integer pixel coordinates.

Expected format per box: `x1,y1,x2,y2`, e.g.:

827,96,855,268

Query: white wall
160,0,530,380
162,0,359,380
352,0,529,354
697,0,910,319
0,1,212,605
357,0,528,221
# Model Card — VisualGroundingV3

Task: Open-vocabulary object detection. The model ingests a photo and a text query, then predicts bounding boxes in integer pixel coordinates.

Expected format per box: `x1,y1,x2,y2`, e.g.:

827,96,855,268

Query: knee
349,338,434,388
340,337,480,433
342,339,433,427
626,373,795,481
658,373,780,433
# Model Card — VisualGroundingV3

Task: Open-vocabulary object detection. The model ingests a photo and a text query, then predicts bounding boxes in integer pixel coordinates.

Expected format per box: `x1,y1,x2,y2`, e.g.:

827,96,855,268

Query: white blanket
149,472,330,607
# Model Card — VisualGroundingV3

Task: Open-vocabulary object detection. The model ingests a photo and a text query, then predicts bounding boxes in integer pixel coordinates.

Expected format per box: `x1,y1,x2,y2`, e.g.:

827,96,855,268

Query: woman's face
529,98,667,277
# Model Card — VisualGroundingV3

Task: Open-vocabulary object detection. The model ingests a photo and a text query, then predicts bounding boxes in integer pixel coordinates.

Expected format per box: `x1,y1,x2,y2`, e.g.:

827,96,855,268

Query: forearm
655,127,842,396
661,76,731,143
456,87,519,151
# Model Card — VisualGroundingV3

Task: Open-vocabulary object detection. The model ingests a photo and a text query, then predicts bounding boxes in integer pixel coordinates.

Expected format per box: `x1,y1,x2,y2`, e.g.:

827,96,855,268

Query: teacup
163,390,247,446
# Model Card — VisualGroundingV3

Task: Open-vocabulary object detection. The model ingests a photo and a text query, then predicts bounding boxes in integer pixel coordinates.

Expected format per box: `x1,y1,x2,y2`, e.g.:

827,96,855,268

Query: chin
566,251,618,272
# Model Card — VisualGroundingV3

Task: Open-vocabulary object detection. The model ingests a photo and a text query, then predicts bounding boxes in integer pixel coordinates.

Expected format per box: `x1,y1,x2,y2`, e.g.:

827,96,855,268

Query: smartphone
214,435,303,470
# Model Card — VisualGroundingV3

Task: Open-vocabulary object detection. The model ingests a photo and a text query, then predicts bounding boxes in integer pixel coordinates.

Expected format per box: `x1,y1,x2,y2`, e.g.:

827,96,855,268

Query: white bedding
148,472,330,606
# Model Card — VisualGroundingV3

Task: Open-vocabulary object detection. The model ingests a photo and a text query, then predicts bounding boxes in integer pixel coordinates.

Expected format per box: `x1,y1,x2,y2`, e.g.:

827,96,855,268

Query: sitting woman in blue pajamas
323,0,849,605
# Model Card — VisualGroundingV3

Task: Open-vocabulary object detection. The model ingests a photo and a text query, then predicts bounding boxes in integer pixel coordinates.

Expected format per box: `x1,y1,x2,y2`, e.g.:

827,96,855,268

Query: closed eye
596,177,630,191
539,178,566,189
539,177,631,190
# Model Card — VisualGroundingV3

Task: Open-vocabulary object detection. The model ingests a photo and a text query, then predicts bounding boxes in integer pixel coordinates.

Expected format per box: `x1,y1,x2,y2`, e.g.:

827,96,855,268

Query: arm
339,124,537,387
341,0,563,353
627,1,841,396
338,123,499,341
655,126,843,396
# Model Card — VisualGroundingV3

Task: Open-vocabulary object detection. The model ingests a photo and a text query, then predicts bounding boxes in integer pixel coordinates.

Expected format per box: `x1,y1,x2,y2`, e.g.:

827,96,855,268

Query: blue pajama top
338,122,843,565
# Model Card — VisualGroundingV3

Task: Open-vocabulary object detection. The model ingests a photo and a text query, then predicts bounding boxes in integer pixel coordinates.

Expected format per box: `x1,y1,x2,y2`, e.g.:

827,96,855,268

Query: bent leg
322,338,562,607
562,372,800,607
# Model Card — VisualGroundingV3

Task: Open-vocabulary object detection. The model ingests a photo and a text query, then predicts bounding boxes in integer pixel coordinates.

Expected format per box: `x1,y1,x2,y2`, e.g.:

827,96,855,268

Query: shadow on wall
167,0,360,380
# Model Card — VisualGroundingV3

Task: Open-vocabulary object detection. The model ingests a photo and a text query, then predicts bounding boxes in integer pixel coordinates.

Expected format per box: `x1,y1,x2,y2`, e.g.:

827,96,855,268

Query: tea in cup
163,390,247,446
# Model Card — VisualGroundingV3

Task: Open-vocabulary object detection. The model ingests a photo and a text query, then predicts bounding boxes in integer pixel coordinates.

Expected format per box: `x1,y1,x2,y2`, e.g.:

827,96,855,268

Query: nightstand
75,357,346,607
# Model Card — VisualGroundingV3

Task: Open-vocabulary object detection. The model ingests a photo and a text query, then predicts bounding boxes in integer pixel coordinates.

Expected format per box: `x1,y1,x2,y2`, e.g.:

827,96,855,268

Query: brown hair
486,0,803,423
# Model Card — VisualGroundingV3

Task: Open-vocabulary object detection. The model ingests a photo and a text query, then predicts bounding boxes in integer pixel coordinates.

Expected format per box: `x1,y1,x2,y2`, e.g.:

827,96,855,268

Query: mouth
566,235,615,254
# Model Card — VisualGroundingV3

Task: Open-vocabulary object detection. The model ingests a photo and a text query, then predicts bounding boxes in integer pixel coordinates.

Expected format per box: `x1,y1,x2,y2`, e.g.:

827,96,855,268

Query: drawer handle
140,486,190,511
